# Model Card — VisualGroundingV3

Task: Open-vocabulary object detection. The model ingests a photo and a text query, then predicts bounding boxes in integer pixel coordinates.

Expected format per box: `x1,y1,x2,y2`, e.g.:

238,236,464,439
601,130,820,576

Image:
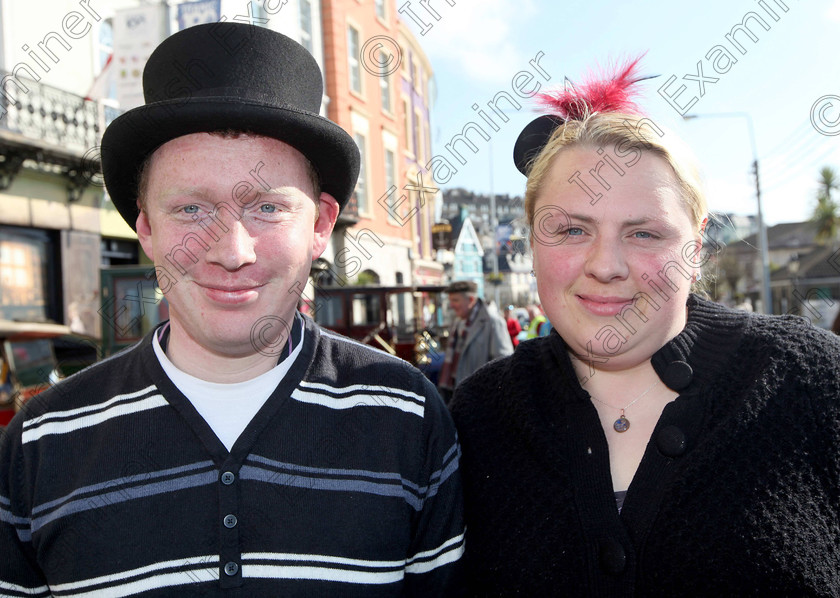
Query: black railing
0,70,117,156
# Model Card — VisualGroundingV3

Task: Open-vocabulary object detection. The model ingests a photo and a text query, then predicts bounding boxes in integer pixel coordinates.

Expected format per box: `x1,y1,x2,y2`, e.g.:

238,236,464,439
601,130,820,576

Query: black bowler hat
512,114,565,176
101,23,360,229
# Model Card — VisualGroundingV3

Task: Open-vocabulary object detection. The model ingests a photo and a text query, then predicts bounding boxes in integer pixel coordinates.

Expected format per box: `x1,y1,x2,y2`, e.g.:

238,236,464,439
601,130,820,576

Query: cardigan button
662,361,693,390
656,425,687,457
221,471,235,485
599,538,626,574
224,561,239,576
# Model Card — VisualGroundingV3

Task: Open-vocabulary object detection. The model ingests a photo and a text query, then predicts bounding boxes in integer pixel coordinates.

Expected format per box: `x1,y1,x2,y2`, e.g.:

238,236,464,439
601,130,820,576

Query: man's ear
313,192,339,258
136,204,155,261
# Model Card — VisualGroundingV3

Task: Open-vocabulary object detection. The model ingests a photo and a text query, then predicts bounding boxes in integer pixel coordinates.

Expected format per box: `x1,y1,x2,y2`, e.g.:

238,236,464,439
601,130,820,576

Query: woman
449,59,840,596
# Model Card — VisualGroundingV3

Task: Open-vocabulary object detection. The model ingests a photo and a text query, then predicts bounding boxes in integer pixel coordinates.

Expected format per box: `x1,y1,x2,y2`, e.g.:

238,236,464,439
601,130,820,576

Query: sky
400,0,840,227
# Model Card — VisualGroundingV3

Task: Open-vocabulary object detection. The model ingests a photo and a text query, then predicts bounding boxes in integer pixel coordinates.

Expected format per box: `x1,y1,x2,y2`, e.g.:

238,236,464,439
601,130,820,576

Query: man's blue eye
566,227,583,236
183,205,199,214
260,204,277,213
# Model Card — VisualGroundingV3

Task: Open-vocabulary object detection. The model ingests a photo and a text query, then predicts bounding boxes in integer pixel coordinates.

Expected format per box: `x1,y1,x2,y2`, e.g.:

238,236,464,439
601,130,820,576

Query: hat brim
101,97,360,230
512,115,565,176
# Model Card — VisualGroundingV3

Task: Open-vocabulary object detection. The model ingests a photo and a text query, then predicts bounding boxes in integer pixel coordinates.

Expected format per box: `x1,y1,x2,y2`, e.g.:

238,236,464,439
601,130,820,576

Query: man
437,281,512,402
0,24,464,595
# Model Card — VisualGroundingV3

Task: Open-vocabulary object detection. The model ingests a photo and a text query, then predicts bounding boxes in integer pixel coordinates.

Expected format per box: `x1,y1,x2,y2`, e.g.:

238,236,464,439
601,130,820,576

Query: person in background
504,305,523,348
437,281,513,403
0,23,464,595
449,56,840,596
525,303,551,338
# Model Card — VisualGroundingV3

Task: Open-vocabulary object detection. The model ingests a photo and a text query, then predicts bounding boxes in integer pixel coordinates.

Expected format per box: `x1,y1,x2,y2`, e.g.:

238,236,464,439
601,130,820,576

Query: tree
812,166,840,244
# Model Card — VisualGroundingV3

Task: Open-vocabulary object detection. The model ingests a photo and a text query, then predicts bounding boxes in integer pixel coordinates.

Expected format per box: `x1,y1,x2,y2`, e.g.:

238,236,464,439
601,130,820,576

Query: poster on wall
113,4,168,110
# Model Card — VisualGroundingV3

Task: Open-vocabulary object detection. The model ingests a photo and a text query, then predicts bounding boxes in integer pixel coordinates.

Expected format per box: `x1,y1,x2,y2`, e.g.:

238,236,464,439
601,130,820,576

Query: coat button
599,538,626,574
662,361,693,390
221,471,235,485
224,514,238,528
224,561,239,576
657,425,687,457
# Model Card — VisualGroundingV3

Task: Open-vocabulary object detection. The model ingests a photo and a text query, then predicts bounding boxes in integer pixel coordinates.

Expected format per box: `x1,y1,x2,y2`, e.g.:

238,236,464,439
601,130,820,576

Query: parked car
0,320,99,427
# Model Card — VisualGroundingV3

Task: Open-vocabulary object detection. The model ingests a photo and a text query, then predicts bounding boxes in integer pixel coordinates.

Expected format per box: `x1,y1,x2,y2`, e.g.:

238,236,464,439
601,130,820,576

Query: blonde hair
524,110,708,232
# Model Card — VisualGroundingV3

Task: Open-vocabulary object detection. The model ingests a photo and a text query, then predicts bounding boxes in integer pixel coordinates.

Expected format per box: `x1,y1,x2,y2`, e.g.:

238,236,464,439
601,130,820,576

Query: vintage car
0,320,99,426
308,284,450,383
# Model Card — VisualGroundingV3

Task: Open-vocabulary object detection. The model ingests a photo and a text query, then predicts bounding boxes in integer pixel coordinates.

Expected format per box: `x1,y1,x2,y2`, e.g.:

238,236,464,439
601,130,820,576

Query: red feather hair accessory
536,54,651,120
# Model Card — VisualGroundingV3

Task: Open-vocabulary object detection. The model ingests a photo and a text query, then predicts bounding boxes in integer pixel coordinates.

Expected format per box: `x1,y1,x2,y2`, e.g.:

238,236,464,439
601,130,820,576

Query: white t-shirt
152,329,304,451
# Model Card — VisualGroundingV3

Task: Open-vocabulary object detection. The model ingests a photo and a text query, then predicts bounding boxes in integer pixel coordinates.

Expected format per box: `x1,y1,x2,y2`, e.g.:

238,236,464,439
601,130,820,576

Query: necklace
590,381,658,433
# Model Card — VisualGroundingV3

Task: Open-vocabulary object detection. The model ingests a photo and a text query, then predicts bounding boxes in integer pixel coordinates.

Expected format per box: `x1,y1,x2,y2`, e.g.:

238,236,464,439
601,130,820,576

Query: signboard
177,0,222,30
432,222,452,251
113,4,168,109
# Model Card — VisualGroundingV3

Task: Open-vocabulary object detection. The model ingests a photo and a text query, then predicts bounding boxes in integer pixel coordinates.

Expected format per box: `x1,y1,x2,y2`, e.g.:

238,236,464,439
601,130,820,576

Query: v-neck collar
139,314,318,468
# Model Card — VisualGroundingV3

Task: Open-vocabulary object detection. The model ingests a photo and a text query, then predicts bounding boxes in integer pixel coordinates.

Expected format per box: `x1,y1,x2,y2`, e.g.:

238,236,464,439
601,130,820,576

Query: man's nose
205,218,257,270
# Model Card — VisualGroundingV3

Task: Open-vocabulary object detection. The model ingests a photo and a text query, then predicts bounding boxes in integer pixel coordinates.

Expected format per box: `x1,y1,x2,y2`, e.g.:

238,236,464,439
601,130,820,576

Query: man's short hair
446,280,478,295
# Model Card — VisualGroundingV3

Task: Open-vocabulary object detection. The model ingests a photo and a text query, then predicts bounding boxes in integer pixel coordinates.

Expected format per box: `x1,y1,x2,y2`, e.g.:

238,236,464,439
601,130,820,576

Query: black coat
450,295,840,596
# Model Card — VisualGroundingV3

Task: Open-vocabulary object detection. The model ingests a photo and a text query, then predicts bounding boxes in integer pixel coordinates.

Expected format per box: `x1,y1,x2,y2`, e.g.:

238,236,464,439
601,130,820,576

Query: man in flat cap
0,23,464,596
438,281,513,402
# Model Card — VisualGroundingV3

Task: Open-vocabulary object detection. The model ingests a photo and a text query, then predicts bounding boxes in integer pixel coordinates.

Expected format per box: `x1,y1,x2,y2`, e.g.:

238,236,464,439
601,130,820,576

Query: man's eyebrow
157,186,212,201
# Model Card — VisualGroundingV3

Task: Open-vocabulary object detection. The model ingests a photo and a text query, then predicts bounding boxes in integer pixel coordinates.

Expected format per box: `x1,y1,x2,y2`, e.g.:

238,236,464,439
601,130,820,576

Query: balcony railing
0,70,117,158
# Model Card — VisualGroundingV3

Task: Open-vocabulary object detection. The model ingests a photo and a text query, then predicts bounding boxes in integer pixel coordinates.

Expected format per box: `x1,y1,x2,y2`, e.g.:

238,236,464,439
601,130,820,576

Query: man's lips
197,283,263,304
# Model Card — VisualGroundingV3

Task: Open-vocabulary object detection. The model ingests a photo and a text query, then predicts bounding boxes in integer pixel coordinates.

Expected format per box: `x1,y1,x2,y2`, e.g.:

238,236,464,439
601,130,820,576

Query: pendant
613,414,630,433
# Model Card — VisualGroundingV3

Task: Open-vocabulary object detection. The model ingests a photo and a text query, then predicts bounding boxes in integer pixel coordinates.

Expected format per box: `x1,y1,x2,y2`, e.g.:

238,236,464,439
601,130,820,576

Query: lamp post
683,112,772,314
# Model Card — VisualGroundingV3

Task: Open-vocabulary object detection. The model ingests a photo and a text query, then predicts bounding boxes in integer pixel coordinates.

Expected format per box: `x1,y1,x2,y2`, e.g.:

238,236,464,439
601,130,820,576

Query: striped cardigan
0,316,465,597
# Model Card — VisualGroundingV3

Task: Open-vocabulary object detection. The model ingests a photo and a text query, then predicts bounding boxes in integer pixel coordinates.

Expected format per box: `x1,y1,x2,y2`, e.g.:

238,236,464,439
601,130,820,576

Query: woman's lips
576,294,634,317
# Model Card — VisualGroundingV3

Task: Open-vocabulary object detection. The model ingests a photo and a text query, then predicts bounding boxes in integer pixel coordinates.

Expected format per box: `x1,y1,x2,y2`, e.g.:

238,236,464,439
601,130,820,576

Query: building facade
319,0,439,290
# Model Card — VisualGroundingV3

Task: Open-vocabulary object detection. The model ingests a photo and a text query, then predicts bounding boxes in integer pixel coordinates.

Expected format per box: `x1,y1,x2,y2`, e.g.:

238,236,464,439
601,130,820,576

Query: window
380,52,392,113
354,132,369,212
299,0,313,53
385,149,397,223
347,25,361,94
402,99,412,154
94,19,116,101
0,227,54,322
414,109,424,162
385,149,396,190
375,0,386,20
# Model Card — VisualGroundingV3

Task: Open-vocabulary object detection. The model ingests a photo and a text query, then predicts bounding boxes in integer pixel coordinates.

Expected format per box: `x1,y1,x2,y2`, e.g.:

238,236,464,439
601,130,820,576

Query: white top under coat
152,330,304,451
